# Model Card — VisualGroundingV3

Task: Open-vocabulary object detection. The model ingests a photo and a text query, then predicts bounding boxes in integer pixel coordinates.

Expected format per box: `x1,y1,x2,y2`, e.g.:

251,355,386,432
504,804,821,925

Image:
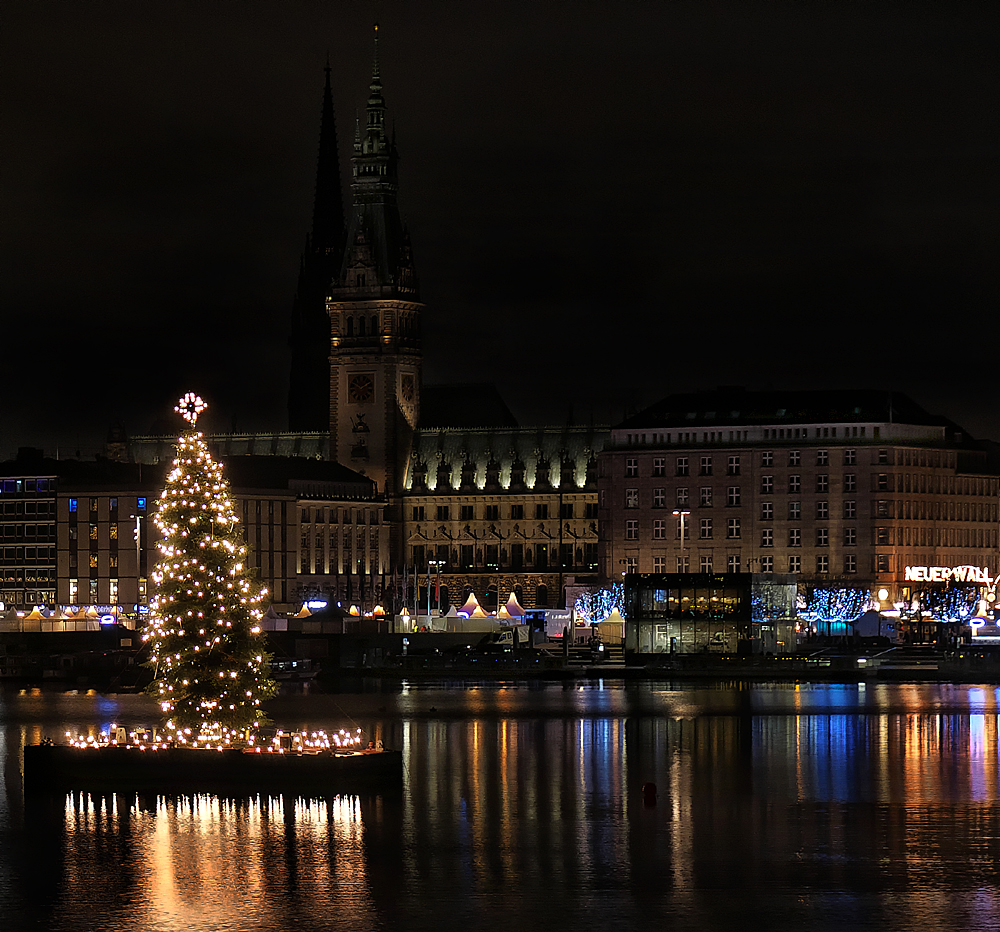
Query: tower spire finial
372,22,380,82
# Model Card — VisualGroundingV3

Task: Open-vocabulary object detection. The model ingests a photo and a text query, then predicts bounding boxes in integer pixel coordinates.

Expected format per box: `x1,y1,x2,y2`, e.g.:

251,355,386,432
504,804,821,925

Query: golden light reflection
56,791,370,928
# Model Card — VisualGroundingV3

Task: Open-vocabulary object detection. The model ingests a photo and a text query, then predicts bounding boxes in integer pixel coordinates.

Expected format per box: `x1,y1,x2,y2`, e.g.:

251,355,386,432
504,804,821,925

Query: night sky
3,2,999,460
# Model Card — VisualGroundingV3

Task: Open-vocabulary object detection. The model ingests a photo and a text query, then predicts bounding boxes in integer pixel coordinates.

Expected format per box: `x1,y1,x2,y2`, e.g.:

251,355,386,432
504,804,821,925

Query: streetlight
427,558,445,620
130,512,145,611
673,509,690,572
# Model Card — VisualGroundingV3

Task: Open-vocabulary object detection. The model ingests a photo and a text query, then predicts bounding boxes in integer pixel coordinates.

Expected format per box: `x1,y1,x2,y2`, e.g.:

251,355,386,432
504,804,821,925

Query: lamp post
130,513,145,611
427,558,445,620
673,509,690,572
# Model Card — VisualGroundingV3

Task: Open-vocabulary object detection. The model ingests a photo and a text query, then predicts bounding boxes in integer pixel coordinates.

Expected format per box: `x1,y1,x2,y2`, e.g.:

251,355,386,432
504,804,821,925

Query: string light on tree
142,393,277,746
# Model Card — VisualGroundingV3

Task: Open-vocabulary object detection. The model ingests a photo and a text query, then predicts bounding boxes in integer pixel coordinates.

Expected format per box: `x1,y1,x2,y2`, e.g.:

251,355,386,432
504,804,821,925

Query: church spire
363,23,387,156
310,54,346,255
287,59,348,432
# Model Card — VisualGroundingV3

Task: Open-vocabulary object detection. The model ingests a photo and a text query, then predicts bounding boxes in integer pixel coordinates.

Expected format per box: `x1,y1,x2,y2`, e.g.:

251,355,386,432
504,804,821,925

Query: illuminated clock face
348,374,374,404
401,374,415,403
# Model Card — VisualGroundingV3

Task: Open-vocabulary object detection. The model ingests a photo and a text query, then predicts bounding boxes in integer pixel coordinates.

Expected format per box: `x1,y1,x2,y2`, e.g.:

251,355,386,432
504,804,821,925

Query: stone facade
598,390,999,630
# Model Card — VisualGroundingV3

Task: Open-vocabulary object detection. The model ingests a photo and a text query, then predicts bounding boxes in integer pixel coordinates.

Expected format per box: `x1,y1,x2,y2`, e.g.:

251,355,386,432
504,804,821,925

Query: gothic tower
287,59,347,431
327,23,422,506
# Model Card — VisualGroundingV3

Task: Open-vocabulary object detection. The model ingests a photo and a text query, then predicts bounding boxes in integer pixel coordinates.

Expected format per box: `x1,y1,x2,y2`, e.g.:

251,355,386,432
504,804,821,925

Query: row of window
408,544,597,572
68,497,145,514
625,485,868,514
624,555,861,575
623,522,997,550
623,425,874,447
412,502,597,522
1,501,55,516
625,450,867,477
0,525,56,539
0,545,56,562
297,507,381,525
0,479,56,494
0,569,56,583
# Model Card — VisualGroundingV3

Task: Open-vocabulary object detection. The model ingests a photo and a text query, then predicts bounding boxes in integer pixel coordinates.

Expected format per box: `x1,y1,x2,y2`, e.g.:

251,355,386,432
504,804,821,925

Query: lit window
69,498,78,513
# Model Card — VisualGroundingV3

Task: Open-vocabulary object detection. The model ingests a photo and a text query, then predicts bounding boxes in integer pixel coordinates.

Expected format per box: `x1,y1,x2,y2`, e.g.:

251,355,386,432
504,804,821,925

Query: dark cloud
3,1,999,458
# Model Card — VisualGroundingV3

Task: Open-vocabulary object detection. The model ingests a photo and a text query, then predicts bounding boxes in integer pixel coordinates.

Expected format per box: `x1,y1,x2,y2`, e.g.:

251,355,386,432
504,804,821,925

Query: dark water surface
4,679,1000,931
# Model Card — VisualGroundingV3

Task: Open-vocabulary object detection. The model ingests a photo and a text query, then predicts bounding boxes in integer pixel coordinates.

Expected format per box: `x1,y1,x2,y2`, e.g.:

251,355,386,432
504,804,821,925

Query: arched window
346,317,354,336
536,584,549,608
359,317,366,337
371,315,379,335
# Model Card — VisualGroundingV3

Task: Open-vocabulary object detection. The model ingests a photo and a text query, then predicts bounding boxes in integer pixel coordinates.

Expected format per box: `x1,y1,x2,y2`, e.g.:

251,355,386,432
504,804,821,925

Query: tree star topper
175,392,207,425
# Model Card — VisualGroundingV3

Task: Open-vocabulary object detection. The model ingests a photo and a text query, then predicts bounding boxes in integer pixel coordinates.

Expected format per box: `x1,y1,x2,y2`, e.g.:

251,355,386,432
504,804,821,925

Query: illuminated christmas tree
143,393,277,744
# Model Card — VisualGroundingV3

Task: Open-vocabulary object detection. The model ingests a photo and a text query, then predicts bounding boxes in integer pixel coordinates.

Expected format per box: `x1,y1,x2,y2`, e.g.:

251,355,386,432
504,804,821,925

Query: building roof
617,388,971,436
0,451,376,500
129,432,330,463
419,383,519,429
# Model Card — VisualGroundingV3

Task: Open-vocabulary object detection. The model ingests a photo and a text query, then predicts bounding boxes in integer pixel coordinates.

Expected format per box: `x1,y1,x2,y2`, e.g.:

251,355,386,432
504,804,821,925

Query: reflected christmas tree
142,393,277,744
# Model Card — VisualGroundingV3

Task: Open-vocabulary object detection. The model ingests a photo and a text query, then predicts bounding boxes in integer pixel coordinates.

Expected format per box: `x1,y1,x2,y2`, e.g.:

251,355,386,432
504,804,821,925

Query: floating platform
23,744,403,795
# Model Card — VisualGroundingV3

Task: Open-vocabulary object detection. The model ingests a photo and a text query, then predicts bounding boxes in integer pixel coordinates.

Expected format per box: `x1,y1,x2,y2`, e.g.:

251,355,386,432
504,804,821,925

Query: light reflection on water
4,681,1000,930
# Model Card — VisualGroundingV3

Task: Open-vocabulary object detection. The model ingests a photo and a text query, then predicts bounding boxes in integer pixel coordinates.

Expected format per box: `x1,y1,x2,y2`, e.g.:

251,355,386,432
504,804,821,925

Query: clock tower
327,24,422,504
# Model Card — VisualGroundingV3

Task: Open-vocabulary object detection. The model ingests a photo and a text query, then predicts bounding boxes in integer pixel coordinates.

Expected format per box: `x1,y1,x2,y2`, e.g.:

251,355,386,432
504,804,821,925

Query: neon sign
904,565,994,584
